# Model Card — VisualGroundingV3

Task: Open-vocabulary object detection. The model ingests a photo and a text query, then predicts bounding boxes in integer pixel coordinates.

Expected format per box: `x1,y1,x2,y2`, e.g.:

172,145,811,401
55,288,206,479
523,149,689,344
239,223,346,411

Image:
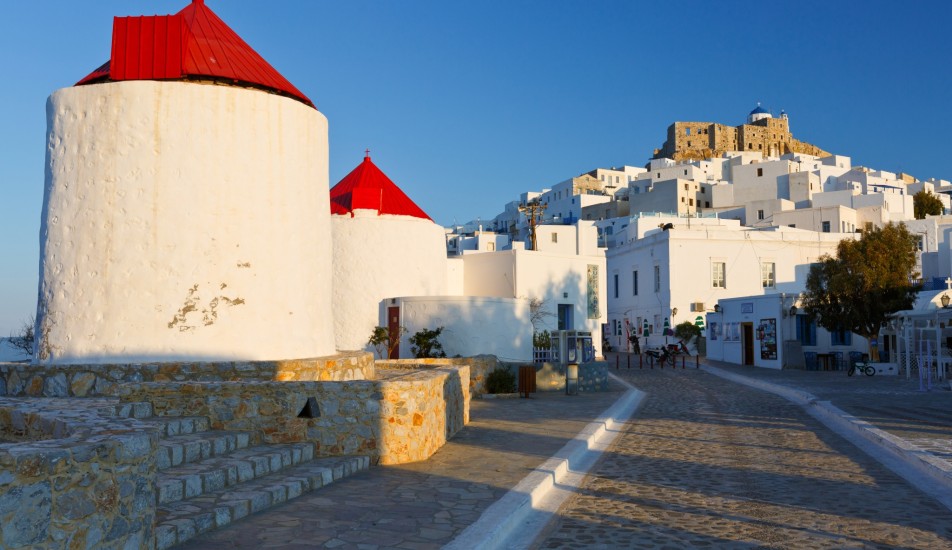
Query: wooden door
387,306,401,359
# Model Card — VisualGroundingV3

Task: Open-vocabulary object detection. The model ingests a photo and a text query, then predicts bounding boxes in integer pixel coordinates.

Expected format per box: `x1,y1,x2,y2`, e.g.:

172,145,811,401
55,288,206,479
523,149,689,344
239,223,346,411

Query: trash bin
566,363,579,396
518,365,536,398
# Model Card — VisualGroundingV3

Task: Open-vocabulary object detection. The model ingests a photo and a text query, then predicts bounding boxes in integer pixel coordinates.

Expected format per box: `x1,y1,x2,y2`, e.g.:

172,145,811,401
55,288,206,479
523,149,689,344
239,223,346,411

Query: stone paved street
708,361,952,470
536,367,952,549
179,388,627,549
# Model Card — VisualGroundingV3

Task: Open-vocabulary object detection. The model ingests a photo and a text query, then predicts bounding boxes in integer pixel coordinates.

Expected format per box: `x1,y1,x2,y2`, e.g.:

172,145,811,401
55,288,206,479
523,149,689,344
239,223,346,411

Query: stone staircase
110,402,370,549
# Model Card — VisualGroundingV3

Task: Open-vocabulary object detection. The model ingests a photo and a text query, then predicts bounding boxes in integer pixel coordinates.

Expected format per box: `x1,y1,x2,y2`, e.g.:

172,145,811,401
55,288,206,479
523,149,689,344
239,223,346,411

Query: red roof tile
75,0,314,109
330,154,432,220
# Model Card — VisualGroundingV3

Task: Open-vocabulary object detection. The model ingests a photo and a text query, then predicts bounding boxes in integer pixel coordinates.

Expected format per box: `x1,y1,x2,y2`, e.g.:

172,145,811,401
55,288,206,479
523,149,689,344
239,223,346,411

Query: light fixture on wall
942,293,950,308
714,304,722,313
671,307,678,316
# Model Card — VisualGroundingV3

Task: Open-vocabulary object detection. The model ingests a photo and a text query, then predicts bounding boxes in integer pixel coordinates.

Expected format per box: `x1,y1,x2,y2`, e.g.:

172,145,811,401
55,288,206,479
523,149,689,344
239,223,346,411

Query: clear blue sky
2,0,951,335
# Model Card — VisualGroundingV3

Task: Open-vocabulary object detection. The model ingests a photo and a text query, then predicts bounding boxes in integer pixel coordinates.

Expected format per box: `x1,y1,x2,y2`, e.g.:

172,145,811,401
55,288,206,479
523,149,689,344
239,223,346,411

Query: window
552,233,558,243
757,168,764,177
689,198,694,206
831,328,852,346
757,210,765,220
712,262,726,288
917,236,924,251
487,242,495,251
761,262,776,288
705,201,710,208
796,315,817,346
822,221,831,233
613,273,619,299
685,128,691,135
657,173,661,178
632,270,638,296
654,265,661,292
684,183,688,190
701,187,706,194
684,169,688,176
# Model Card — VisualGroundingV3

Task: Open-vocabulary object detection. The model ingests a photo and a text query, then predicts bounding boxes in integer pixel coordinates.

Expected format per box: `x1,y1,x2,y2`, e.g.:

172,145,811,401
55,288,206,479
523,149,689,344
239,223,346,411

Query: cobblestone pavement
707,360,952,469
536,366,952,549
179,387,627,549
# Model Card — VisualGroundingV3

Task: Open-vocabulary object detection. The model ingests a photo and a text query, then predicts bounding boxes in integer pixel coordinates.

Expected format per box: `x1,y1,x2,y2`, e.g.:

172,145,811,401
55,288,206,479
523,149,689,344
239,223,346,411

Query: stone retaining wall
531,362,609,393
114,366,470,465
0,398,157,549
0,351,374,398
377,355,500,397
377,357,609,395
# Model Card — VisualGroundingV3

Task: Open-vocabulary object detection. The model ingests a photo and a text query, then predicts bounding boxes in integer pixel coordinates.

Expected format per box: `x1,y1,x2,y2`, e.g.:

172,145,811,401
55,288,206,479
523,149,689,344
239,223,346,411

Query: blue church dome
750,104,769,115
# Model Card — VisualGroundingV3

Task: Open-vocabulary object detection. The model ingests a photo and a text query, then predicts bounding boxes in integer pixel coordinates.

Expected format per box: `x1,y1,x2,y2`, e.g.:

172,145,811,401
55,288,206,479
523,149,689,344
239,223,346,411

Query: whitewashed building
330,154,448,352
36,1,336,363
605,213,849,352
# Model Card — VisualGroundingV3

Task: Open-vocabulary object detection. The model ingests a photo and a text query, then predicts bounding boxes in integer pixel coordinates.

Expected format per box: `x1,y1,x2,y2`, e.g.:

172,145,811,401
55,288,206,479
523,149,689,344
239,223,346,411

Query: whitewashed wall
460,244,606,355
37,81,334,363
390,296,532,361
332,212,447,351
606,218,848,350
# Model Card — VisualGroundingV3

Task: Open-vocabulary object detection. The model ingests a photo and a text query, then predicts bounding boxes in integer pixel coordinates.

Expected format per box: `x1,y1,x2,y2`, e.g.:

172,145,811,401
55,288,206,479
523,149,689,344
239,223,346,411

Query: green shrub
674,321,701,342
410,327,447,358
533,330,551,349
485,367,516,394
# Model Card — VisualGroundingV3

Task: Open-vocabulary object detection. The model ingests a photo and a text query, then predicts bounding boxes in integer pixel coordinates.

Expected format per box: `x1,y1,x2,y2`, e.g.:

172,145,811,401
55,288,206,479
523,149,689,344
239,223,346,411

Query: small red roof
330,154,432,220
76,0,314,109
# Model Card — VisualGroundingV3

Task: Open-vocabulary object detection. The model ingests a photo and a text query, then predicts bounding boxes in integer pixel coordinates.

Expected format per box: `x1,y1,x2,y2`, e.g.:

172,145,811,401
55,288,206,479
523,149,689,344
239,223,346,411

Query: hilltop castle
653,104,829,161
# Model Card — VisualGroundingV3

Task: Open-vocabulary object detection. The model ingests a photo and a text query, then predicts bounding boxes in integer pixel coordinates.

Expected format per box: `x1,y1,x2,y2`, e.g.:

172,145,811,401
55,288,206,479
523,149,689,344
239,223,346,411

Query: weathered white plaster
332,211,447,351
37,81,334,364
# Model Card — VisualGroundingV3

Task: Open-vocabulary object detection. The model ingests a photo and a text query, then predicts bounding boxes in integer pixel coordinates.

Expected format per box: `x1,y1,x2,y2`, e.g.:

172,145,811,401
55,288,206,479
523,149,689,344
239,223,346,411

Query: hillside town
3,1,952,549
444,105,952,371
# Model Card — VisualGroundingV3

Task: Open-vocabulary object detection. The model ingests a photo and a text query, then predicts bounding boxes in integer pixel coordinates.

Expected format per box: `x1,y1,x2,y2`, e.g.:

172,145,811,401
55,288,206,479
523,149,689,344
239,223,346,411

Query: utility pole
518,201,547,251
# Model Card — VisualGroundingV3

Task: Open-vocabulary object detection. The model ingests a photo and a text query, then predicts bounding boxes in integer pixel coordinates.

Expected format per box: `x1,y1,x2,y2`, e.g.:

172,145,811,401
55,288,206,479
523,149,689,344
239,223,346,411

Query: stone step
155,455,370,550
98,401,154,419
138,415,212,438
157,442,315,504
157,430,255,471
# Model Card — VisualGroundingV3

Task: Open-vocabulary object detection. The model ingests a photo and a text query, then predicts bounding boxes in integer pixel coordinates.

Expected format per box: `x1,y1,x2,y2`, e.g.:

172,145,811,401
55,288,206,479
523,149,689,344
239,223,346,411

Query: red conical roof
75,0,314,109
330,154,432,220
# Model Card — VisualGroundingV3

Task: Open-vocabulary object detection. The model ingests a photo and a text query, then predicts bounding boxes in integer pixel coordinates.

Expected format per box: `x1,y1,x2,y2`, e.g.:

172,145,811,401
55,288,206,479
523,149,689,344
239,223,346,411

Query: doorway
742,322,754,365
387,306,401,359
558,304,573,331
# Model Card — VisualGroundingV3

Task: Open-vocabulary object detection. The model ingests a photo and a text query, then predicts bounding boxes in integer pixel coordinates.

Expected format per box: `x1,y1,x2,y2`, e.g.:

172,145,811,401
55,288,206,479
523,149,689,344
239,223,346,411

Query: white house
705,294,868,370
605,213,849,352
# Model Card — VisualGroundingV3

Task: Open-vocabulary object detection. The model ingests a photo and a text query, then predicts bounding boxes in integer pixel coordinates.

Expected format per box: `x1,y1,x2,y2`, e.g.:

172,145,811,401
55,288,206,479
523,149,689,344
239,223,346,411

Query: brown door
742,323,754,365
387,306,401,359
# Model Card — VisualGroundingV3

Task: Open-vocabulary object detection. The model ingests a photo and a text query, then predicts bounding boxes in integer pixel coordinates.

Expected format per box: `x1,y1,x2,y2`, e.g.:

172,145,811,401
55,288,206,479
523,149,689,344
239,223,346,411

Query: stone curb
444,374,645,550
701,364,952,507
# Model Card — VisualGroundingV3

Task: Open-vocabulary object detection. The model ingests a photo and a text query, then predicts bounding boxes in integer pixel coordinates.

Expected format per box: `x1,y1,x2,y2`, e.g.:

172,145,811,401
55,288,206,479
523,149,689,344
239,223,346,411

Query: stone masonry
0,351,472,548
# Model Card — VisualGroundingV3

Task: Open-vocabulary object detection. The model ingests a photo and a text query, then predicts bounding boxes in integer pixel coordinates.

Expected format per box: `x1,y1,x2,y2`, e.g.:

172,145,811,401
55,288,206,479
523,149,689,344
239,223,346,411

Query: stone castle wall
658,117,827,161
